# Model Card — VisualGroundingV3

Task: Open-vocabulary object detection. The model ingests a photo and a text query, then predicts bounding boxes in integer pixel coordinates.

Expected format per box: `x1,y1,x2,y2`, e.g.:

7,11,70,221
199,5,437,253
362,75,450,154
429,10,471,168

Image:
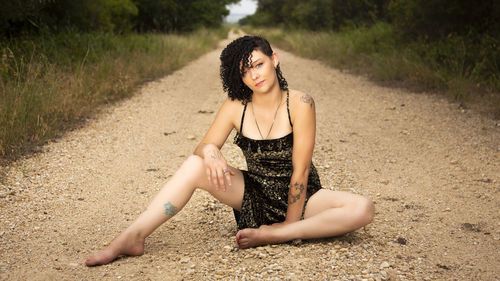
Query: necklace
251,92,283,140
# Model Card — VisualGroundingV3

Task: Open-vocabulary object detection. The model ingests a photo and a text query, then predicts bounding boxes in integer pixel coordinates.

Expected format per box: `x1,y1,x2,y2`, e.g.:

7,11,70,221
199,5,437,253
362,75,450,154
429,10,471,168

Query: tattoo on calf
288,182,305,204
300,94,314,108
163,202,178,216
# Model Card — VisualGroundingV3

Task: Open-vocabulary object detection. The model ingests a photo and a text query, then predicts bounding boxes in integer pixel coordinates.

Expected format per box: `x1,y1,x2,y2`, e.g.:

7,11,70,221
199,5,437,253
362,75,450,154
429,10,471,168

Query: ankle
264,226,297,243
120,228,146,244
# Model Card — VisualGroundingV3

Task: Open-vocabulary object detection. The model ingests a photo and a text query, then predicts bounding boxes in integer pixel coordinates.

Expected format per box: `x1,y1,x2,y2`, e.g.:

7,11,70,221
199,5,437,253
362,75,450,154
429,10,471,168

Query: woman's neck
251,85,283,108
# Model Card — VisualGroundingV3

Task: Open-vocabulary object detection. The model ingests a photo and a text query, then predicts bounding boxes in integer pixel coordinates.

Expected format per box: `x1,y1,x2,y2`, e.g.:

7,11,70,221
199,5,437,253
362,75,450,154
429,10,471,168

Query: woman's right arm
193,98,238,191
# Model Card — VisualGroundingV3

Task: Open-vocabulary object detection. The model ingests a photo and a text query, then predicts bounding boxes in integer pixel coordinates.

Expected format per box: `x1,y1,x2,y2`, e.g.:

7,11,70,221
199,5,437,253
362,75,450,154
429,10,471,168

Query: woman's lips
255,80,265,87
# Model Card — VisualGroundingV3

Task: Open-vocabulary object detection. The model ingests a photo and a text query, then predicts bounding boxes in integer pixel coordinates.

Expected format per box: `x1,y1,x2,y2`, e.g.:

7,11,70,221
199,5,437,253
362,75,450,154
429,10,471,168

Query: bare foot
236,226,275,249
85,231,145,266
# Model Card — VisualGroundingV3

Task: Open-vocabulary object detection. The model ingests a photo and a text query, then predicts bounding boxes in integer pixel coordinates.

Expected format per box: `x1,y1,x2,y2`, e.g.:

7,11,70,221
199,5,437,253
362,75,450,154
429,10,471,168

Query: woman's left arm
285,92,316,223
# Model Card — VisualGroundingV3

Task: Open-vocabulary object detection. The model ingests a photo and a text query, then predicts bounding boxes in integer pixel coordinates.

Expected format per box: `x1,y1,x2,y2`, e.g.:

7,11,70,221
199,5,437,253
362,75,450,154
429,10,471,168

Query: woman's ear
272,52,279,68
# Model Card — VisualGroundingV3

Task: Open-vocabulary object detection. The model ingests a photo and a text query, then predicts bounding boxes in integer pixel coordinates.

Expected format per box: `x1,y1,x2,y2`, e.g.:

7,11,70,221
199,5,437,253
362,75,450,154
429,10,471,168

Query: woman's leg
85,155,245,266
236,189,374,248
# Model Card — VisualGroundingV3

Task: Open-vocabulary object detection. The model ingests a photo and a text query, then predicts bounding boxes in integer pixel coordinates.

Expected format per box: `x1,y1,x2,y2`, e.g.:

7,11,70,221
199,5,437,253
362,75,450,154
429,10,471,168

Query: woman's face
240,49,279,93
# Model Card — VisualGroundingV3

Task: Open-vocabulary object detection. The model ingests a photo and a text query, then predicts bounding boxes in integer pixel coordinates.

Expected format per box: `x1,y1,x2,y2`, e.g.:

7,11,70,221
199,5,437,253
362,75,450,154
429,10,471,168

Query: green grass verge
0,27,228,161
243,24,500,117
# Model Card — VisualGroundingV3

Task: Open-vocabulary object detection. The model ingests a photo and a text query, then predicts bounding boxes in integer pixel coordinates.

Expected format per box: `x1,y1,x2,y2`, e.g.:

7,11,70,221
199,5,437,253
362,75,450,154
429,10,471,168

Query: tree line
242,0,499,40
1,0,237,37
242,0,499,96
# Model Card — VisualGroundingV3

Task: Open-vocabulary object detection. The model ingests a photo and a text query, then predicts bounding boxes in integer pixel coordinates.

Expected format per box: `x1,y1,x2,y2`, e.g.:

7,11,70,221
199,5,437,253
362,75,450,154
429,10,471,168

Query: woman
85,35,374,266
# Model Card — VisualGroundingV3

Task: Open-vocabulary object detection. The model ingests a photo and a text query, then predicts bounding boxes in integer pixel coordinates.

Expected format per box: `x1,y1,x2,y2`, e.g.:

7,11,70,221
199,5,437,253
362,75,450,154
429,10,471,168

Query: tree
388,0,500,39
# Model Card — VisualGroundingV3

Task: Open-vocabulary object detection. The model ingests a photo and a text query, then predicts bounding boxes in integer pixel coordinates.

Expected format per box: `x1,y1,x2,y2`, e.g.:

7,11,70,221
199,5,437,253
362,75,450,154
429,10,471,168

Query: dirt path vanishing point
0,31,499,281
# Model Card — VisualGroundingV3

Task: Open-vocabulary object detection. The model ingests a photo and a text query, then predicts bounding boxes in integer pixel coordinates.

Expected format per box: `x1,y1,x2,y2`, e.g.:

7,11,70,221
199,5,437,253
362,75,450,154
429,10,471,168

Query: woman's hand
202,144,235,191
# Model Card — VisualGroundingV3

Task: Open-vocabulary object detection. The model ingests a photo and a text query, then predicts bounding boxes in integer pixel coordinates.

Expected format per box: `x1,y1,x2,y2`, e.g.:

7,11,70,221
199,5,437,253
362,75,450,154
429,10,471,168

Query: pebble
0,29,496,281
380,261,390,269
396,237,407,245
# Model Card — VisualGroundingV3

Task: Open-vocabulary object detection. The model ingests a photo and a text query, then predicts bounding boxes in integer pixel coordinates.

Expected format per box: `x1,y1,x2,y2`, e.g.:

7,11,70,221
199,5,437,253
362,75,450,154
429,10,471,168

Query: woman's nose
251,69,259,79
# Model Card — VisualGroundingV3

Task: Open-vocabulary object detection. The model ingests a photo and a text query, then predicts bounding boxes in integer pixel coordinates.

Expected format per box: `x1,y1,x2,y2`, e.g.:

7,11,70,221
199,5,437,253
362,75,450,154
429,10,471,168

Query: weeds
0,27,228,160
244,24,500,117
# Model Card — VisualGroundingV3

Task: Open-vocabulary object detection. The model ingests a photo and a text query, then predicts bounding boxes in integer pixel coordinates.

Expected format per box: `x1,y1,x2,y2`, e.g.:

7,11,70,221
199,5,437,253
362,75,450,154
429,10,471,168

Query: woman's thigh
303,189,368,219
195,163,245,212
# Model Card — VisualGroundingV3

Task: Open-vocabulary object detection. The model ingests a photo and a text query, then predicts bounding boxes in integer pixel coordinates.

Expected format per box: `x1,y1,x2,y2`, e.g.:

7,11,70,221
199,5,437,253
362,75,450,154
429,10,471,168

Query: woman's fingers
205,159,234,192
206,167,212,187
217,168,226,191
210,167,220,190
212,166,226,191
224,167,233,187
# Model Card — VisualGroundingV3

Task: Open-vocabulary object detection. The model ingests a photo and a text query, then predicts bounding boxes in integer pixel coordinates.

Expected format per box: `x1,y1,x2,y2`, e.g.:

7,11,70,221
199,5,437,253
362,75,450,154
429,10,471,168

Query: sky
225,0,257,23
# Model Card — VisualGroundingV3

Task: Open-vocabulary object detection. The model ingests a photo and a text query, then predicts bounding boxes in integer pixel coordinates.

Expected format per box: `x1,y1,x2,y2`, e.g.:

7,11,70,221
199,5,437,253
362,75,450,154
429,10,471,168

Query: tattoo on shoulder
164,201,178,216
288,182,306,204
300,94,314,108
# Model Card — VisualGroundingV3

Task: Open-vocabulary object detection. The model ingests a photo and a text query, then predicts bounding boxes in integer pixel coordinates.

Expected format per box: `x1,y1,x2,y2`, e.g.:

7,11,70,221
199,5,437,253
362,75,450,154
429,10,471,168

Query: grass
0,27,228,161
243,24,500,117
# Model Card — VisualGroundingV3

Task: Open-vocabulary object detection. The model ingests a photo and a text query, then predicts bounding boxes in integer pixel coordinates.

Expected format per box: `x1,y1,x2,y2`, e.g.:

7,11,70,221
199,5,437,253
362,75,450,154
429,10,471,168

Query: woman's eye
256,63,263,68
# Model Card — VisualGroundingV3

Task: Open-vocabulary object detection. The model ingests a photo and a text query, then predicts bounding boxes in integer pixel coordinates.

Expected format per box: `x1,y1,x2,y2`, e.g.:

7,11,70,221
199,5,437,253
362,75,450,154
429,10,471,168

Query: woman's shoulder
221,97,245,111
217,97,245,121
288,89,315,109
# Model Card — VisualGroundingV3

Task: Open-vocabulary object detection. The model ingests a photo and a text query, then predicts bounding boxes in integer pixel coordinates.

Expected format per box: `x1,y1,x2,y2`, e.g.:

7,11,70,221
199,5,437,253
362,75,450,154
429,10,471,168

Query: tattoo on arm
163,202,178,216
288,182,305,204
300,94,314,108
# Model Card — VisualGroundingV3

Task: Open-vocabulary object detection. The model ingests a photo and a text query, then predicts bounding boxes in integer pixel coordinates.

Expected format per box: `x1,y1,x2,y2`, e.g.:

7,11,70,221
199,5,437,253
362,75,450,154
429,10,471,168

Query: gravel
0,31,498,280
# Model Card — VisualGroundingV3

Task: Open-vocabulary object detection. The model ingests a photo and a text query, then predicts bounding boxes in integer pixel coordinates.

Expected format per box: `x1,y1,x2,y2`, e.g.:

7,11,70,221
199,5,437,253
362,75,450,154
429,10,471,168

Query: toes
237,238,248,249
85,249,115,266
85,256,101,267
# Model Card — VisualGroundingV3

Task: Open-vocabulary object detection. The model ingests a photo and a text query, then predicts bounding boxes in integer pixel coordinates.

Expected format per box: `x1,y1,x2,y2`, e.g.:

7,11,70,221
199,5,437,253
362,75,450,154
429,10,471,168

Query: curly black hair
220,35,288,103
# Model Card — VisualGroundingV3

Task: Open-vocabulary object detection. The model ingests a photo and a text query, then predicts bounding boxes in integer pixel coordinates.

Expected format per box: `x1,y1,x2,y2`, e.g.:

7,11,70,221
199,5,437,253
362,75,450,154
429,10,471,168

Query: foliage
388,0,500,39
243,0,499,40
134,0,238,32
244,25,500,116
0,27,228,159
0,0,237,36
0,0,139,35
241,0,389,30
242,0,499,116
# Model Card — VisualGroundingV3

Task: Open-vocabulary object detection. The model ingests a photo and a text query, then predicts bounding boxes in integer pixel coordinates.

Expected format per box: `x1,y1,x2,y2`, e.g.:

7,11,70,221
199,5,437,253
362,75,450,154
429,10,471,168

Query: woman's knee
360,197,375,225
351,197,374,227
179,155,205,180
181,155,204,169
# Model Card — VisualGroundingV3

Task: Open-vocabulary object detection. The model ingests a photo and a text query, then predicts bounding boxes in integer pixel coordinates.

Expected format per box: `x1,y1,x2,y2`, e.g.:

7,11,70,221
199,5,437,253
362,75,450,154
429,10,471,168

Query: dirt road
0,31,499,280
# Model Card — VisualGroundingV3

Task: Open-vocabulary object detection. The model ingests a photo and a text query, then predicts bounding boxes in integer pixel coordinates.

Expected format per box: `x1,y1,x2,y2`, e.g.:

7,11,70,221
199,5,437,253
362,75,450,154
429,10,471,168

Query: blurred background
0,0,498,161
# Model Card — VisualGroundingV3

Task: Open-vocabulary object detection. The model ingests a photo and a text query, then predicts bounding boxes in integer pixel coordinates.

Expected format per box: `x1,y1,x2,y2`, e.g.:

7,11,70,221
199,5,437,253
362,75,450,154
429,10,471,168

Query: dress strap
240,102,247,133
286,90,293,127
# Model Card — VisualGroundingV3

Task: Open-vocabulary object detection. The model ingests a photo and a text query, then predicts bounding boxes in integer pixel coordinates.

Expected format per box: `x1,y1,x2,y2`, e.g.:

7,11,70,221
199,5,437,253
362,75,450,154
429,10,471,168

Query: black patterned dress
232,91,323,230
